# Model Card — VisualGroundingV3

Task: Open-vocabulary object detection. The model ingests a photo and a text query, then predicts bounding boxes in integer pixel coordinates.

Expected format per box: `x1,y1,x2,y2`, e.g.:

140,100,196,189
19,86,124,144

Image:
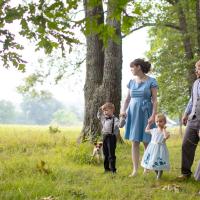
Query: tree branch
122,22,181,38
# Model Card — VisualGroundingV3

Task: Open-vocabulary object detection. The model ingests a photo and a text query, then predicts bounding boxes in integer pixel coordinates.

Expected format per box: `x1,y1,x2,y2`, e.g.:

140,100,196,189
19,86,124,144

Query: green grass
0,125,200,200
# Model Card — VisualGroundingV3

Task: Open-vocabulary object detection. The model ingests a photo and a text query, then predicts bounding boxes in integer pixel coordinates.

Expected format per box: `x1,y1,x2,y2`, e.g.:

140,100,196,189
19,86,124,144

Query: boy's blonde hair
155,113,167,123
102,102,115,111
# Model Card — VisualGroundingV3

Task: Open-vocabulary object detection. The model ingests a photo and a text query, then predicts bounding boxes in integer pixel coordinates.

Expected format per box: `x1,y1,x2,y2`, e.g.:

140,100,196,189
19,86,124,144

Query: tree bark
101,1,122,116
196,0,200,55
177,2,195,92
78,0,123,143
101,1,123,143
78,0,104,142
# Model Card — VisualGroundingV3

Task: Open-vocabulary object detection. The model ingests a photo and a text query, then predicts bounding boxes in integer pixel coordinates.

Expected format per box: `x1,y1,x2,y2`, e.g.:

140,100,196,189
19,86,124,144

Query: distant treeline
0,97,83,126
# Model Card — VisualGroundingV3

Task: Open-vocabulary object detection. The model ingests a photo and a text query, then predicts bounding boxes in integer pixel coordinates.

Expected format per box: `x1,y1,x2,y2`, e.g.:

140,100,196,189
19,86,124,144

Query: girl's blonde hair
155,113,167,123
102,102,115,111
195,60,200,67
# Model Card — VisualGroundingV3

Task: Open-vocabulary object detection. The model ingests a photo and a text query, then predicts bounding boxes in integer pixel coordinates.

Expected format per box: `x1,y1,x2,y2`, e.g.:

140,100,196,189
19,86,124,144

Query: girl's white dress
141,128,170,170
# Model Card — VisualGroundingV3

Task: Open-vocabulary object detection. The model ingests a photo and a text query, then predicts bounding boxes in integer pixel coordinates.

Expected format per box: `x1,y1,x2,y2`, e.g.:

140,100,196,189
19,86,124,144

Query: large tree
79,0,154,141
2,0,150,142
78,0,122,142
2,0,199,140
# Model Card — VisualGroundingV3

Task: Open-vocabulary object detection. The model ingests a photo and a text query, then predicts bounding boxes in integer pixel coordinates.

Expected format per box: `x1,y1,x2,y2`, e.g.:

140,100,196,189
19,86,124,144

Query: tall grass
0,125,200,200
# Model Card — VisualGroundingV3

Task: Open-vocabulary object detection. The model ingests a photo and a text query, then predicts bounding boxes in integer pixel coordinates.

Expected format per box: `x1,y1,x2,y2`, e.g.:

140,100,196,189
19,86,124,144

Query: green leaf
18,63,26,71
47,21,58,30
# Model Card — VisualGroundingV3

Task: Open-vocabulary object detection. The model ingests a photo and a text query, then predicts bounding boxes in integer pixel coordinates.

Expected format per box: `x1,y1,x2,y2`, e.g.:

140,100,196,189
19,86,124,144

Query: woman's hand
148,115,155,125
120,112,127,118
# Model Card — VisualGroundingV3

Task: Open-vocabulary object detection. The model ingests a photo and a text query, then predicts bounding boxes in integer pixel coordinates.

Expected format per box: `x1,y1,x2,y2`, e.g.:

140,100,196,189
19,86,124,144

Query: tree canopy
1,0,200,137
147,0,200,122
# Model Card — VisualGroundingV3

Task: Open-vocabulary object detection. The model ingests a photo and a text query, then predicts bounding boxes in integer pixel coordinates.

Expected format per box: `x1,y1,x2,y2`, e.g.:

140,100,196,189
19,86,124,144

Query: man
179,60,200,179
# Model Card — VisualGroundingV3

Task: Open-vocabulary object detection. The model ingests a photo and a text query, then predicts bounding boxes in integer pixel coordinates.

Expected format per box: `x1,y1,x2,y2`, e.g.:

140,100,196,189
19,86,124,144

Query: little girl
141,113,170,179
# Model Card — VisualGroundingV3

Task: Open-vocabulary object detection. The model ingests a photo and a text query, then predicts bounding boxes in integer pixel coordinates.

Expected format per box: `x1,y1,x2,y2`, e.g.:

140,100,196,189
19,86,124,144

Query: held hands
119,114,126,128
148,115,155,126
120,112,127,118
145,123,151,133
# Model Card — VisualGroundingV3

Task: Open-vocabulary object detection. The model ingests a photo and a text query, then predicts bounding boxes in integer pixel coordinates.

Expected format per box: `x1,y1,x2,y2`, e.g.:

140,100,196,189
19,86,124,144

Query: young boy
97,102,122,173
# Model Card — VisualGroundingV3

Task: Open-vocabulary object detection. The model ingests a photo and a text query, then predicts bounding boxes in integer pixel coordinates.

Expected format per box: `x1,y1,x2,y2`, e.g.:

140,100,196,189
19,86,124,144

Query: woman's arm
148,87,158,125
120,89,131,117
145,123,152,134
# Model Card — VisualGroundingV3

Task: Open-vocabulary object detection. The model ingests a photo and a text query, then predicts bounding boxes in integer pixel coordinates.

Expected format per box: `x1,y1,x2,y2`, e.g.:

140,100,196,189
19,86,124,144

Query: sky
122,28,149,92
0,28,149,107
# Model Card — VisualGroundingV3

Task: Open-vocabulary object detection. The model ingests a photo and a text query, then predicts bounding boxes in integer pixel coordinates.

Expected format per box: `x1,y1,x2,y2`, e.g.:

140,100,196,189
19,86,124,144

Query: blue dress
141,128,170,170
124,76,158,143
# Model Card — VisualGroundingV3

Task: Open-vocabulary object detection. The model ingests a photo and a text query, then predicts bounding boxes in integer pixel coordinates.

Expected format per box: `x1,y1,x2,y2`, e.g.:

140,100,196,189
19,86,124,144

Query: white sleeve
149,128,156,136
114,117,120,135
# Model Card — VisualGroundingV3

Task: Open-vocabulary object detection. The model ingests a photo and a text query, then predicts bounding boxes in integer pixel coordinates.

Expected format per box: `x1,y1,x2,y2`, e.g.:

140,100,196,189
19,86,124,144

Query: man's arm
185,97,193,116
182,97,192,126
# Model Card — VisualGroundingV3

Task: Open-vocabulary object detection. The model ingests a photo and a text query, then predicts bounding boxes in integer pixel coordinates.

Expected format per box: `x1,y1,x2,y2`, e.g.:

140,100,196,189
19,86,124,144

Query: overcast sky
0,28,149,106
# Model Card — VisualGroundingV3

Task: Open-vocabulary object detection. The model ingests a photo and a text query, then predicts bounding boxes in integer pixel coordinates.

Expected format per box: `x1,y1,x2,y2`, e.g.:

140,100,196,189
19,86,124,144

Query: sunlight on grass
0,125,200,200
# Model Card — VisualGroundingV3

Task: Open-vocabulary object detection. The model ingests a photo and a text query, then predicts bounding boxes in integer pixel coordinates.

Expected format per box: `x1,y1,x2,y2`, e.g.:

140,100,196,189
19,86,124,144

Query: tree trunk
101,1,123,143
179,113,183,137
78,0,104,143
101,1,122,116
78,0,123,143
196,0,200,55
177,3,195,92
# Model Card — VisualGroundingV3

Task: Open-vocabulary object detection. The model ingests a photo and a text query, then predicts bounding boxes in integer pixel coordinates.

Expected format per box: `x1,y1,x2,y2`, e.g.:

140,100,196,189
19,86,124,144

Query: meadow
0,125,200,200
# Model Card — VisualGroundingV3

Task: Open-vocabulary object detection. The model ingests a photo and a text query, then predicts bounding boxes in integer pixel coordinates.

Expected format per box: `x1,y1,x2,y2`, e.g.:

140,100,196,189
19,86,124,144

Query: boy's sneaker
104,169,111,173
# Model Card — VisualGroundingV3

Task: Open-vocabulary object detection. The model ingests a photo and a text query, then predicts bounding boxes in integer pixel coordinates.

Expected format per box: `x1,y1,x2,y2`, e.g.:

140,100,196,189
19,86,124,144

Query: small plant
36,160,51,174
49,125,61,134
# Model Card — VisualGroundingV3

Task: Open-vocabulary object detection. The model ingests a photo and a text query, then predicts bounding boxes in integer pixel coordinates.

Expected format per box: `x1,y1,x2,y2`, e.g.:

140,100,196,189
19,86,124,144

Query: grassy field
0,125,200,200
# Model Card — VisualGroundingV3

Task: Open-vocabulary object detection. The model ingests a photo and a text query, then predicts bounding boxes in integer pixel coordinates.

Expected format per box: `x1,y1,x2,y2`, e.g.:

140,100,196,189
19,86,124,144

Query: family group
97,58,200,181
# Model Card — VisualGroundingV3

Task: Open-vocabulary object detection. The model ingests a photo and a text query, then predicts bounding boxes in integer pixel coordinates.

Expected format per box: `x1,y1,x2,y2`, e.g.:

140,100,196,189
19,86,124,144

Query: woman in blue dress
120,58,158,177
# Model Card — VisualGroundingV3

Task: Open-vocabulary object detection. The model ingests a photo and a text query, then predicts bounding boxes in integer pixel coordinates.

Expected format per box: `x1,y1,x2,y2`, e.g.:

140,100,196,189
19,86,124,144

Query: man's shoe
177,174,191,181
